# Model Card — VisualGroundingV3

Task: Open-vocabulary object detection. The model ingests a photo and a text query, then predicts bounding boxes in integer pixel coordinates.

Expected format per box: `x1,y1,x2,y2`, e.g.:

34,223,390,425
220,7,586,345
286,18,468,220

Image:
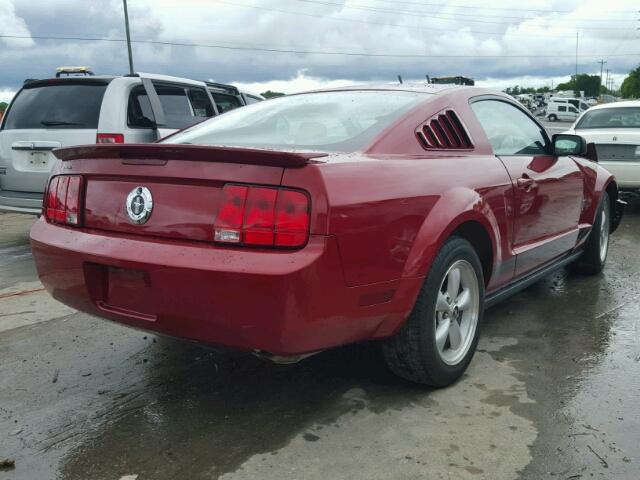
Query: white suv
0,72,263,214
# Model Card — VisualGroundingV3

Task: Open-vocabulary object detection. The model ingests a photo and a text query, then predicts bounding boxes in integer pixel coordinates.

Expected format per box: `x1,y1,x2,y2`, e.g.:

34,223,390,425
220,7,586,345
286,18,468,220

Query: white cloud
0,0,34,47
1,0,639,91
232,70,367,95
0,89,16,104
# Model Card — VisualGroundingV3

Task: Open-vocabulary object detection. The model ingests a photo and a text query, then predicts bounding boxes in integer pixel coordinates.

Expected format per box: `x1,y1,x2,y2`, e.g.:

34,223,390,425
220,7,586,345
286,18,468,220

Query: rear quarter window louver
416,110,473,150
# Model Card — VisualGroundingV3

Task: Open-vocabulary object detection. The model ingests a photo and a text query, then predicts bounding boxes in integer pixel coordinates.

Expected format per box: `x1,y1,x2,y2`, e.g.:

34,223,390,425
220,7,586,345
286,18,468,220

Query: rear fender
575,158,623,232
402,187,500,280
374,188,501,338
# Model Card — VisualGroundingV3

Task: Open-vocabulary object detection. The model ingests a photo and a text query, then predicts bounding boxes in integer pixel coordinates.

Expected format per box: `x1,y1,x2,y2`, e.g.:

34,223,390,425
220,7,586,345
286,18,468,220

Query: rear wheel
383,237,484,387
571,192,610,275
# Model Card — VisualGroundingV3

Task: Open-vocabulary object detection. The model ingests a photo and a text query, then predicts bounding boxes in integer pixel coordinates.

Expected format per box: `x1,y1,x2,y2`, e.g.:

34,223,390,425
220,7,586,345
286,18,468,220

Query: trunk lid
575,130,640,163
54,144,324,242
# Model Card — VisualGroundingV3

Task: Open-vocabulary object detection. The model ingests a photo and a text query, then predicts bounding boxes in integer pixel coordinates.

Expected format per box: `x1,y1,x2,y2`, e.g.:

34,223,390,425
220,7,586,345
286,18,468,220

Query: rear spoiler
53,144,326,168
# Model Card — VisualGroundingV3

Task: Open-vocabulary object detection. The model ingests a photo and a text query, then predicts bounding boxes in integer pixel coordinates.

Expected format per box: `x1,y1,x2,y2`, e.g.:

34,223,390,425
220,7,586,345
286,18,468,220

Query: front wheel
570,192,610,275
383,237,484,387
548,114,557,121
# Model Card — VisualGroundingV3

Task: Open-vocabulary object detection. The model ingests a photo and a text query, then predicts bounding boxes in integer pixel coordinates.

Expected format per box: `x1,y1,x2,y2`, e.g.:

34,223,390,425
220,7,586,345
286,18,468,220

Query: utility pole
123,0,135,75
597,60,606,100
605,69,610,94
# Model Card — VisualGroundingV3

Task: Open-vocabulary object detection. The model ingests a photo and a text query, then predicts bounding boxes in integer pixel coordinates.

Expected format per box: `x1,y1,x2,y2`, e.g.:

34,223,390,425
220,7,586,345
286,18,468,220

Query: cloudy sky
1,0,638,102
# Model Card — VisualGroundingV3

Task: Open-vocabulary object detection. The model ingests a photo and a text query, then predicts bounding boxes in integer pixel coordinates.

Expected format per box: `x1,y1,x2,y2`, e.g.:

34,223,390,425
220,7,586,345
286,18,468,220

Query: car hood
567,129,640,145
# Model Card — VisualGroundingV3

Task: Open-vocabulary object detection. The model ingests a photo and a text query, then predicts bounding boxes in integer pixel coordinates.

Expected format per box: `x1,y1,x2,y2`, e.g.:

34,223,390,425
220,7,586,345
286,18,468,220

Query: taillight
44,175,84,226
96,133,124,144
214,184,310,248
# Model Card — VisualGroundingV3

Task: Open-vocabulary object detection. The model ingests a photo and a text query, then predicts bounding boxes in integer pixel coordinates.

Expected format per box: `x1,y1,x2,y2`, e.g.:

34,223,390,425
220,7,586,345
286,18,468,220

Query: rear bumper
599,161,640,189
0,190,43,215
30,219,421,355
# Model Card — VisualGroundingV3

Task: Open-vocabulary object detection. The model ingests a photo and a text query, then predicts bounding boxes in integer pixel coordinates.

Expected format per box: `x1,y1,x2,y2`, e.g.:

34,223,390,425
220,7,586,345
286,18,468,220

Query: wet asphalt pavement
1,204,639,480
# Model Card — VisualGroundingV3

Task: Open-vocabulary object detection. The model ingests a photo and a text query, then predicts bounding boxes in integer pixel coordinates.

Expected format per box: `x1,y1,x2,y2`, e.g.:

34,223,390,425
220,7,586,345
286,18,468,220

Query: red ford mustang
30,85,624,386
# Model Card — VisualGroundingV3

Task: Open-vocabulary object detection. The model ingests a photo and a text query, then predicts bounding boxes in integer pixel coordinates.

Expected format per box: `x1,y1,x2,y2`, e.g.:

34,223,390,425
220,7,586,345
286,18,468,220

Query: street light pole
123,0,135,75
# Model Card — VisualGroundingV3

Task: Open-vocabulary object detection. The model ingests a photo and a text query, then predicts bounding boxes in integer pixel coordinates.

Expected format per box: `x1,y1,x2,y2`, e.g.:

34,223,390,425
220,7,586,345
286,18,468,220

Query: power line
367,0,638,15
1,34,638,59
213,0,634,39
291,0,637,29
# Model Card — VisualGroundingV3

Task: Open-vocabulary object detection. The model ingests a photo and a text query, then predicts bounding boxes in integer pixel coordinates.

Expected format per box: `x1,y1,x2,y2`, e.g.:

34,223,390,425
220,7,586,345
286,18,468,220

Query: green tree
556,74,602,97
620,65,640,99
0,102,7,112
261,90,285,99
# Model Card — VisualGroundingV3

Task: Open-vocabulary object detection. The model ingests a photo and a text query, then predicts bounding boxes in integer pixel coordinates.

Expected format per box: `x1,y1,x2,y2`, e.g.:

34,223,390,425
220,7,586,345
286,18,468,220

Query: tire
570,192,610,275
548,114,557,121
383,237,484,387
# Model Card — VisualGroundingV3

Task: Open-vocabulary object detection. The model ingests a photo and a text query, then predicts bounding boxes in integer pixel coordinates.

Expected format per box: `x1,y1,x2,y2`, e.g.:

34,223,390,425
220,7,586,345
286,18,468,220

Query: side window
211,92,242,114
559,106,567,112
471,99,548,156
187,88,214,118
569,106,578,113
128,86,155,128
155,84,192,129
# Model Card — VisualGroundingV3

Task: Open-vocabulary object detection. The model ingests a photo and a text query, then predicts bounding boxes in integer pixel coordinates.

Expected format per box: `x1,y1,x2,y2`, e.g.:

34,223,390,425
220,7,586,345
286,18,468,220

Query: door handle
517,176,535,190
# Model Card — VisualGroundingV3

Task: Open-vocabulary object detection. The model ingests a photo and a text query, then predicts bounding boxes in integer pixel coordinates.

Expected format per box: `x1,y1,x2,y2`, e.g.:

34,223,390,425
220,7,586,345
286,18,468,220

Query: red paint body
30,87,617,355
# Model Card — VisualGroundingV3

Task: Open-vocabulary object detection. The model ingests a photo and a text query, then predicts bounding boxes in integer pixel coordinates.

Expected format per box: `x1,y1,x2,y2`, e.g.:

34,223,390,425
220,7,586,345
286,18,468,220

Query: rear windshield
3,82,108,129
576,107,640,129
163,90,426,152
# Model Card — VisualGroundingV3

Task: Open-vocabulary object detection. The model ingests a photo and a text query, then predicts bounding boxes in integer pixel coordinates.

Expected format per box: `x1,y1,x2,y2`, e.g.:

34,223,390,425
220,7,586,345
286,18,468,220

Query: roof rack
55,66,94,77
205,81,240,95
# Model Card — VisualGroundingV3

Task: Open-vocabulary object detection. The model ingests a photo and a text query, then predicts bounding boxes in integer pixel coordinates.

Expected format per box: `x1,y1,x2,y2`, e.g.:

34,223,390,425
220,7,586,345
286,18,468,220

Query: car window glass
163,90,425,153
211,93,242,114
559,106,567,112
576,107,640,129
471,99,548,156
187,88,214,117
154,83,203,129
127,86,155,128
569,107,578,113
3,82,108,130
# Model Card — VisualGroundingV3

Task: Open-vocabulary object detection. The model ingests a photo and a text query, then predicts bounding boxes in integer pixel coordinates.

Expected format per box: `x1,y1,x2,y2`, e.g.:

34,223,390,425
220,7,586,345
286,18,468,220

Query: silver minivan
0,72,263,214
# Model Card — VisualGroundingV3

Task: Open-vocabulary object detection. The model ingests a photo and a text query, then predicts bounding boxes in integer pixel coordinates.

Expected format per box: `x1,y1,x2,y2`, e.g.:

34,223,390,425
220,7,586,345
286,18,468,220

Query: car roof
23,73,221,89
303,82,468,95
587,100,640,111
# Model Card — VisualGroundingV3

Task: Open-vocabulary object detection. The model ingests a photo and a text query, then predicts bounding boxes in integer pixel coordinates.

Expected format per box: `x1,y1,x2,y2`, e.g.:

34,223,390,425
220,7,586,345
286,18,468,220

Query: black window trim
468,94,552,156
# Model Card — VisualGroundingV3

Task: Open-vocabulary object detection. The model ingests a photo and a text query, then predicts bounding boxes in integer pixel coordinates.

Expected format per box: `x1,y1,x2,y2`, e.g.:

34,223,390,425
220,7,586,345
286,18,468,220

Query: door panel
498,154,583,276
470,98,584,278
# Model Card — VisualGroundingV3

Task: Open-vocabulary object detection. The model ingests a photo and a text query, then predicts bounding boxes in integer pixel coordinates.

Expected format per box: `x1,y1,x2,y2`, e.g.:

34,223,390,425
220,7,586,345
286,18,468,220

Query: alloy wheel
434,260,480,366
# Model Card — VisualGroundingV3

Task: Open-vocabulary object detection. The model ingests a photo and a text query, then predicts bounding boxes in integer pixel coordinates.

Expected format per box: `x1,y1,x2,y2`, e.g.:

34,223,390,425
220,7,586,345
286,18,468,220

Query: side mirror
552,134,587,157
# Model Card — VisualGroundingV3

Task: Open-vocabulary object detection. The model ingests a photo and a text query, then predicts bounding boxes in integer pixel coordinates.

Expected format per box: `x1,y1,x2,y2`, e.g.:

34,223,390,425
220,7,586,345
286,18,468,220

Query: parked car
0,69,262,214
546,97,590,122
30,85,624,387
546,102,581,122
565,101,640,193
